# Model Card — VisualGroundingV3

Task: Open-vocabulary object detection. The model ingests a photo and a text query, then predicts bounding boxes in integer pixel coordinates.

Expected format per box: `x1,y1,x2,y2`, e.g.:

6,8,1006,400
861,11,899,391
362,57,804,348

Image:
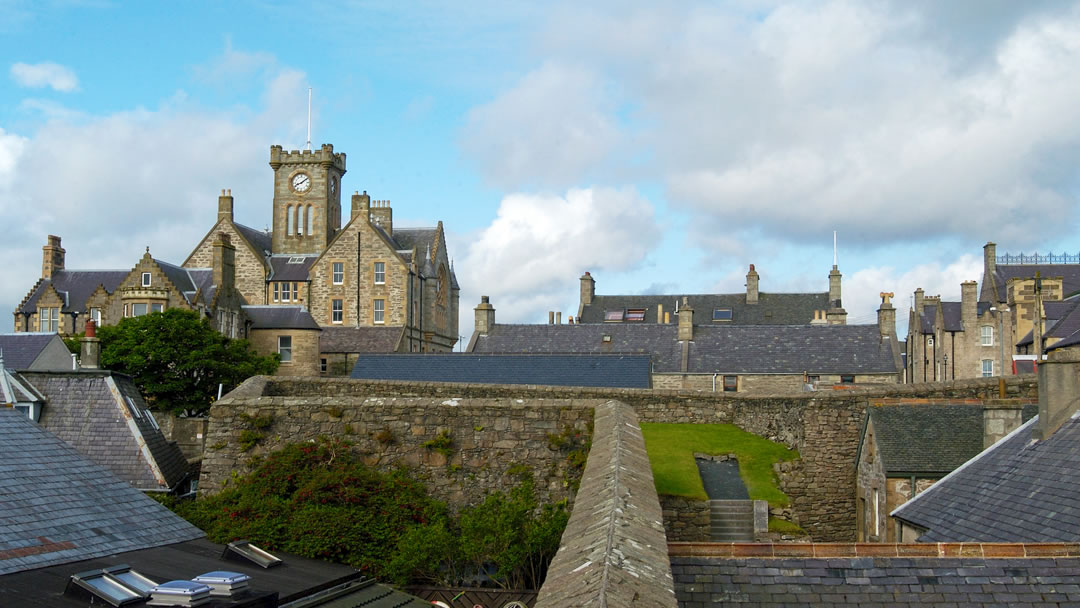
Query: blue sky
4,0,1080,341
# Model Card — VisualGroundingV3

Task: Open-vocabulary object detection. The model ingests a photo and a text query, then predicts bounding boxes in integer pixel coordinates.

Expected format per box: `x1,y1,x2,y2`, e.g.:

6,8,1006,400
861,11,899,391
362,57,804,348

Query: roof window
604,310,624,322
713,308,733,321
223,539,283,568
148,580,212,606
625,308,646,322
287,256,306,264
67,565,157,607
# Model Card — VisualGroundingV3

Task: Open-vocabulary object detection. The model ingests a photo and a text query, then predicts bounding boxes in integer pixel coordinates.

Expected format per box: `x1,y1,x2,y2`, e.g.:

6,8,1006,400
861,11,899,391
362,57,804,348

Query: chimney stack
370,199,393,235
914,288,925,315
829,265,843,308
579,271,596,314
678,297,694,341
42,235,65,280
351,190,371,221
81,320,100,370
212,232,236,291
474,296,495,335
877,292,896,338
746,264,759,305
961,280,978,325
1035,352,1080,440
556,312,562,324
984,242,997,297
218,189,234,223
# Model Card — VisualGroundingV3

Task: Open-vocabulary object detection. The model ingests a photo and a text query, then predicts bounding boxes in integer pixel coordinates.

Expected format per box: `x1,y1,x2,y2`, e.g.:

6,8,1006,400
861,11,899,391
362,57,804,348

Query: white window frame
38,307,58,332
373,299,385,324
141,272,151,287
374,261,385,285
982,359,994,377
332,299,343,324
981,325,993,346
278,335,292,363
272,282,279,302
90,307,102,325
332,262,344,285
151,303,164,313
132,303,148,317
291,282,299,302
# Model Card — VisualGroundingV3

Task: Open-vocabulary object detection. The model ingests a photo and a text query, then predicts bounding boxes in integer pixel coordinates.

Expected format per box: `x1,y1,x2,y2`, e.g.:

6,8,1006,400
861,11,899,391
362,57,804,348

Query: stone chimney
475,296,495,335
829,265,842,309
217,189,234,223
42,235,65,280
1035,352,1080,440
914,288,925,315
984,242,997,296
746,264,759,305
370,199,393,235
212,232,236,290
351,190,370,221
982,402,1025,448
580,271,596,312
81,320,100,370
961,280,978,327
678,297,694,341
877,292,896,338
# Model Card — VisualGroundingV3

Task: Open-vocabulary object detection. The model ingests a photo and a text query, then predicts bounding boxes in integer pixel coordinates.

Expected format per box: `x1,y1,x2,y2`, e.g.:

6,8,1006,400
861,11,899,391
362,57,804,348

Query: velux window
713,308,733,321
604,310,624,322
625,308,646,322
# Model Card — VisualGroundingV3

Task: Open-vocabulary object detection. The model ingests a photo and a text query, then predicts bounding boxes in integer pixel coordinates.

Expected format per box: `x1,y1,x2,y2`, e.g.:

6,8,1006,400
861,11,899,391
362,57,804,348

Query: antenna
305,87,312,152
833,231,837,267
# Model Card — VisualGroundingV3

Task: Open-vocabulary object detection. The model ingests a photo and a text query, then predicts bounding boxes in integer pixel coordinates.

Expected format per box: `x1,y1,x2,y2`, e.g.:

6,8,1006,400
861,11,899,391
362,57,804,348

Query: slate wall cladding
203,375,1037,540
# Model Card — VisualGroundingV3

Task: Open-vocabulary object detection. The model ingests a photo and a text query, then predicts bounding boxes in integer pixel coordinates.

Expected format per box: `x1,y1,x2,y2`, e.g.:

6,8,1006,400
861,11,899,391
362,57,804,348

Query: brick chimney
212,232,235,290
81,320,100,370
42,235,65,280
678,297,694,341
475,296,495,335
351,190,370,221
1035,352,1080,440
217,189,234,223
370,199,393,236
746,264,759,305
580,271,596,312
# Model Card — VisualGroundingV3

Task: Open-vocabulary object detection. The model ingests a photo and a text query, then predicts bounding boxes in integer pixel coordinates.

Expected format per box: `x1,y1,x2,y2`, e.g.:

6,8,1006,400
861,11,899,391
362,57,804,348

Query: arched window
307,205,313,235
286,205,294,235
295,205,302,235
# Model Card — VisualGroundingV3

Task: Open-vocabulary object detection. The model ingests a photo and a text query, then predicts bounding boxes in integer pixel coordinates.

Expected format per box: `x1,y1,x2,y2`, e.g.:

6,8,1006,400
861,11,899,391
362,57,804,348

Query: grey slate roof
18,270,128,314
350,353,652,388
471,323,683,370
1019,298,1080,347
320,326,403,353
0,408,203,575
865,405,999,474
268,254,318,281
21,371,189,491
243,305,321,330
892,413,1080,542
0,333,70,371
234,222,272,255
580,292,830,325
672,555,1080,607
392,228,438,257
983,263,1080,302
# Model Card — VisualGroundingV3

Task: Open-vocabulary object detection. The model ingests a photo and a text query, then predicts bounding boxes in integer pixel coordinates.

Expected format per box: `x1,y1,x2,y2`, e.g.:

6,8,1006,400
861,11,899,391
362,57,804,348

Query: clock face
291,173,311,193
329,176,337,195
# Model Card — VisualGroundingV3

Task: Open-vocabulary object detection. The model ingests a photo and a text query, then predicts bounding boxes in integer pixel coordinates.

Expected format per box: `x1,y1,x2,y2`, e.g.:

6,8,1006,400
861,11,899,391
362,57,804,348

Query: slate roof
580,292,831,325
864,405,990,474
0,333,67,371
350,353,653,388
471,323,899,375
982,263,1080,302
916,301,993,335
21,371,189,492
892,413,1080,542
671,555,1080,608
0,408,203,575
268,254,318,281
391,228,438,258
243,305,321,330
234,222,272,255
1018,298,1080,347
156,260,216,308
320,326,403,353
18,270,129,314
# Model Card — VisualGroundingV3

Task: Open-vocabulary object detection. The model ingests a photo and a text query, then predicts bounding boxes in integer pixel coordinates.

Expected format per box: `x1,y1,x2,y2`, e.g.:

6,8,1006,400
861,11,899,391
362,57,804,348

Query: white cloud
10,61,79,92
458,186,661,323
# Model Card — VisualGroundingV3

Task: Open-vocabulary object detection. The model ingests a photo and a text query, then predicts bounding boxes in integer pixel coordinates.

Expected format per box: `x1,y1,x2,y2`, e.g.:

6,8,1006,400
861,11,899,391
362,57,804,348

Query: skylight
604,310,624,322
223,539,283,568
287,256,306,264
713,308,733,321
67,565,158,607
625,308,646,322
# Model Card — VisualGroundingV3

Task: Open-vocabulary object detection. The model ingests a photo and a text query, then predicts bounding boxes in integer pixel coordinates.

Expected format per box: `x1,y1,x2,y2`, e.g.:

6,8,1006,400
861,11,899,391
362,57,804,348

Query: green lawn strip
641,423,799,507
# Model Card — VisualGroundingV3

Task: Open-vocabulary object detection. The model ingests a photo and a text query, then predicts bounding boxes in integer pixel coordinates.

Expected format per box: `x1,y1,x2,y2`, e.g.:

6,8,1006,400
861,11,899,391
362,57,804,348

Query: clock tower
269,143,346,254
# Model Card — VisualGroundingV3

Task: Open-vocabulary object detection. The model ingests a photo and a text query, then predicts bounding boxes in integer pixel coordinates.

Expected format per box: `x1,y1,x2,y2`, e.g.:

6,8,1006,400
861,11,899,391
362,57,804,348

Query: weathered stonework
247,329,321,377
185,219,270,307
660,495,711,542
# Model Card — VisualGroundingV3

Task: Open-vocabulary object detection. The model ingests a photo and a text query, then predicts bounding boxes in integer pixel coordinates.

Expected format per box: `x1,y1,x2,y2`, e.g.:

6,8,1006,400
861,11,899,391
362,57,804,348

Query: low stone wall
535,401,677,607
661,495,711,542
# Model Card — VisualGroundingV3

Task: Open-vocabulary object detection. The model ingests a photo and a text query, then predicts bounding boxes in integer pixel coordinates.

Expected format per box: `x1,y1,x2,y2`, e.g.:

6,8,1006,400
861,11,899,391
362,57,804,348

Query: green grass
641,423,799,506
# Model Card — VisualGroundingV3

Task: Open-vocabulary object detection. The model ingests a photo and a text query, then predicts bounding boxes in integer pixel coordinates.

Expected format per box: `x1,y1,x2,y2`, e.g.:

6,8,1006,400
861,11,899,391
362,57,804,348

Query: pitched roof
350,353,653,389
18,270,129,314
0,333,69,371
983,263,1080,302
0,408,203,575
866,405,988,474
471,323,683,371
243,305,321,330
1019,298,1080,347
580,292,830,325
268,254,318,281
22,371,190,491
233,222,272,255
391,228,438,257
155,260,216,308
892,413,1080,542
320,326,403,353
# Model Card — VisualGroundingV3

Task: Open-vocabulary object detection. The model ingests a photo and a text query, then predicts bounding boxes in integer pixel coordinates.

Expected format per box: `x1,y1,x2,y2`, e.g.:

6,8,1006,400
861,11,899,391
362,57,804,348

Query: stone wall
660,495,711,542
248,328,321,377
653,373,899,394
184,220,269,307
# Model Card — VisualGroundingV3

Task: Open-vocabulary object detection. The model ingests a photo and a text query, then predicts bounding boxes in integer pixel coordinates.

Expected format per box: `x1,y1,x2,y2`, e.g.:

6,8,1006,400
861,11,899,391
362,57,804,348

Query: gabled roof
0,363,46,405
1018,298,1080,347
865,405,989,474
350,353,652,389
892,413,1080,542
319,326,402,353
268,254,318,281
22,371,189,491
983,264,1080,302
18,270,128,314
0,333,71,371
234,222,272,255
243,305,320,330
580,292,830,325
471,323,683,371
155,259,216,308
0,408,203,575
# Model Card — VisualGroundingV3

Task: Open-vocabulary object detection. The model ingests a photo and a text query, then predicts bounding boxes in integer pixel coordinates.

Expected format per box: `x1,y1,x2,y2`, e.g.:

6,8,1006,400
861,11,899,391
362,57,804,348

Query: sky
4,0,1080,342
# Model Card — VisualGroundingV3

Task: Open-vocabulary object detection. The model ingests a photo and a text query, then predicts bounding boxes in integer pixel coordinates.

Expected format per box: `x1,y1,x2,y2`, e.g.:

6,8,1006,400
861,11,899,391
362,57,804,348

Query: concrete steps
710,499,755,542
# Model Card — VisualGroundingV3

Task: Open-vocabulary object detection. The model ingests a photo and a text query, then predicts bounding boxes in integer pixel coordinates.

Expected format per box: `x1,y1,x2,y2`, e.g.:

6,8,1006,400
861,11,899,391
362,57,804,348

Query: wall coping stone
669,542,1080,558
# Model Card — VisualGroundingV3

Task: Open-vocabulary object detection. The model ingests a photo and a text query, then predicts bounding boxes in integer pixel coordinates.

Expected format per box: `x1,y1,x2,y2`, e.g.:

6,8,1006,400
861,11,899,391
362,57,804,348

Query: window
287,205,294,235
625,308,646,322
321,358,327,374
273,282,280,302
332,299,343,324
807,375,820,384
38,307,58,332
151,303,163,313
723,375,737,392
873,488,880,538
306,205,314,235
982,359,994,377
90,307,102,326
841,374,855,384
132,303,148,317
295,205,302,235
604,310,624,322
981,325,993,346
278,336,292,362
374,261,385,284
332,262,344,285
291,282,299,302
141,272,151,287
713,308,733,321
373,299,385,324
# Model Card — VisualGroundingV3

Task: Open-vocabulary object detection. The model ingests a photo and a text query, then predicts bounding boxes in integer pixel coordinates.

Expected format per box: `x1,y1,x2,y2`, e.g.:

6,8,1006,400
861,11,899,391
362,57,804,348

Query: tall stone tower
269,144,347,254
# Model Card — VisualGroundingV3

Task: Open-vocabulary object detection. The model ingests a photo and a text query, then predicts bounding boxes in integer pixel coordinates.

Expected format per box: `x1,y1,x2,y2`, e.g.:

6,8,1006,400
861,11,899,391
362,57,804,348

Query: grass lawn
641,423,799,506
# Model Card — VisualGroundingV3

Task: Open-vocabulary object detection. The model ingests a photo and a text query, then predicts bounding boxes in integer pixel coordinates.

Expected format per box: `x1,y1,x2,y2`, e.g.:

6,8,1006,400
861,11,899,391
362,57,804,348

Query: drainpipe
712,373,718,392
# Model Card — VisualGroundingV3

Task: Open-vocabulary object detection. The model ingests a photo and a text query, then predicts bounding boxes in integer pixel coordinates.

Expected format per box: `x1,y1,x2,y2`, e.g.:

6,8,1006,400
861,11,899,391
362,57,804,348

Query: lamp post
990,306,1009,376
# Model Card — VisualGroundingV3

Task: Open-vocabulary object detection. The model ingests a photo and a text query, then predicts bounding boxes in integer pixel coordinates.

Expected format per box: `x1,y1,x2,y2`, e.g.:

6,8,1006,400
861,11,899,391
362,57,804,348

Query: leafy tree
98,308,278,415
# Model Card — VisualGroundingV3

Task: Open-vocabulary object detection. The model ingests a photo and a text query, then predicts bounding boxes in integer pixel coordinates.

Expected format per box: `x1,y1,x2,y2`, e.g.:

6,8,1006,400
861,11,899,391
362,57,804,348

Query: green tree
98,308,278,415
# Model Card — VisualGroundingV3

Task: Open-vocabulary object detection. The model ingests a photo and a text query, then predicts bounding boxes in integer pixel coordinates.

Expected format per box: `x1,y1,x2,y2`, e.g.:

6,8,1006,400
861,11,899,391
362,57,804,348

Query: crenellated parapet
269,143,346,173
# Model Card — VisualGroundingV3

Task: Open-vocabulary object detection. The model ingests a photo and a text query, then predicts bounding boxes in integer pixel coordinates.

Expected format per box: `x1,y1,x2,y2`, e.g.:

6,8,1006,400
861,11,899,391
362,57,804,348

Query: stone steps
710,499,755,542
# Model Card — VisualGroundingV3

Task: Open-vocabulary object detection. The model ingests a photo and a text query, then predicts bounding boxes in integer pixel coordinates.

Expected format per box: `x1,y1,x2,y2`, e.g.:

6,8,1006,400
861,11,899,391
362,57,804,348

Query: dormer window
625,308,646,322
141,272,151,287
604,310,624,322
713,308,733,321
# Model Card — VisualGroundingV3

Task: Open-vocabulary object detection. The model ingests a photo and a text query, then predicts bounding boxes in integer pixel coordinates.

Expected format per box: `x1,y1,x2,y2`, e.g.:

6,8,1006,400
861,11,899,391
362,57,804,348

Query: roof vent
222,539,283,568
147,580,212,606
192,571,251,597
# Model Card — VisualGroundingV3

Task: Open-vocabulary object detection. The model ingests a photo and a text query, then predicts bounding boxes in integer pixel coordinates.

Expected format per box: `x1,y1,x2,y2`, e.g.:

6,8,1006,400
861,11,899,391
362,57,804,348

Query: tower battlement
269,143,346,172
